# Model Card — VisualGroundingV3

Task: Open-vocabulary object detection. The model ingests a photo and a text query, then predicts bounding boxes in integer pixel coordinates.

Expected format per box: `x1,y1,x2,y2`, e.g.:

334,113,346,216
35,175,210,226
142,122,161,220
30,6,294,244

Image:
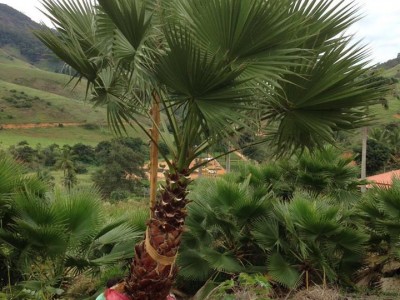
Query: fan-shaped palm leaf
253,193,367,287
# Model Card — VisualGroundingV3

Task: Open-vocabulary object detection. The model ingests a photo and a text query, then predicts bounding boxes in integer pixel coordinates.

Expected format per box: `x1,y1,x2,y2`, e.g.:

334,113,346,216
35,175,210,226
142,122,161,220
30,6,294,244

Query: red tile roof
366,170,400,187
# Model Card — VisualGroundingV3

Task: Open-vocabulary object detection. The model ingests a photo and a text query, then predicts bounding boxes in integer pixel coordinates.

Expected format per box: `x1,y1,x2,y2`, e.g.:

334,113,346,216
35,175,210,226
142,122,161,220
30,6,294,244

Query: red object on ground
105,289,131,300
104,288,176,300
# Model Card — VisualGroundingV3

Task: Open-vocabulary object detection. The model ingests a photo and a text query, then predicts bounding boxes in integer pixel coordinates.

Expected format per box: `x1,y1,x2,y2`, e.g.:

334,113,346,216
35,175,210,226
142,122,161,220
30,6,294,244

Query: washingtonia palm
252,193,367,289
35,0,387,298
178,176,274,282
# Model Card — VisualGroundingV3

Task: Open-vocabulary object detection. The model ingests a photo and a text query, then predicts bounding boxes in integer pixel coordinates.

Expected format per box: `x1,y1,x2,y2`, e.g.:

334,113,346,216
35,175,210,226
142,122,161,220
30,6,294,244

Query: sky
0,0,399,64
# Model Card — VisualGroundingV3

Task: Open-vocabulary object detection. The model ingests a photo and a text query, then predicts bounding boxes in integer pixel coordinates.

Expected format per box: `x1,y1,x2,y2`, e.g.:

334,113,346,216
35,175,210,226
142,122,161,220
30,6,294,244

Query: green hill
0,80,103,124
0,4,118,147
0,3,61,69
378,53,400,71
0,59,87,99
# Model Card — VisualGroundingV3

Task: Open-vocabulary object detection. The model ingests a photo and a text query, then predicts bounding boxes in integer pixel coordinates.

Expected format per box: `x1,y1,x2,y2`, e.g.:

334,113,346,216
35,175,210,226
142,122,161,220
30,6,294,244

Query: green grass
0,49,151,149
0,124,149,148
368,66,400,124
0,48,32,67
369,96,400,124
383,64,400,78
0,56,87,99
0,63,87,99
102,199,148,219
0,80,105,124
0,126,113,147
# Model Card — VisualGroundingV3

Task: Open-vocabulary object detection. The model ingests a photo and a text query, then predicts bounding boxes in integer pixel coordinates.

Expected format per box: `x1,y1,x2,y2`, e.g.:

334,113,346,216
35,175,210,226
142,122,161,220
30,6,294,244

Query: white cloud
346,0,400,63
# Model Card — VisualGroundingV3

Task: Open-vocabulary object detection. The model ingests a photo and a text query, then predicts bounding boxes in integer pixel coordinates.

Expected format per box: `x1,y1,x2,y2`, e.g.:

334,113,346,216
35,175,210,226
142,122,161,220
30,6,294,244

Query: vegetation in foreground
2,147,400,299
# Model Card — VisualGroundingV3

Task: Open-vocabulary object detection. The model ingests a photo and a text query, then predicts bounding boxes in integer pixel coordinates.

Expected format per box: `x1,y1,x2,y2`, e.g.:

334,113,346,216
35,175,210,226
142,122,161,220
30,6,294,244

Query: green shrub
81,123,100,130
110,189,130,202
0,184,142,298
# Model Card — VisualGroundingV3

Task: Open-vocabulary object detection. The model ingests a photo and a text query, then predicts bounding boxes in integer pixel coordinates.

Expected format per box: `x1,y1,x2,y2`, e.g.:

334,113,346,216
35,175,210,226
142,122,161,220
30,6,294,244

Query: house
366,169,400,188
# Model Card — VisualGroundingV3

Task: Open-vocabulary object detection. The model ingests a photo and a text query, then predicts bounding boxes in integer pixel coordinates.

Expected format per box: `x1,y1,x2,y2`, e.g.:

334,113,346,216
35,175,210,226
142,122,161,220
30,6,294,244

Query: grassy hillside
0,55,150,148
0,80,149,148
0,80,104,124
366,64,400,124
383,64,400,80
369,95,400,124
0,126,112,148
0,48,32,67
0,125,150,148
0,51,87,99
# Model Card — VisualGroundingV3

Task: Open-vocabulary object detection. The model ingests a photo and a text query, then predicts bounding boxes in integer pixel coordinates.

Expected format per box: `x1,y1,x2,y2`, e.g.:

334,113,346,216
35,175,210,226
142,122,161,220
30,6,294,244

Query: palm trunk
124,167,191,300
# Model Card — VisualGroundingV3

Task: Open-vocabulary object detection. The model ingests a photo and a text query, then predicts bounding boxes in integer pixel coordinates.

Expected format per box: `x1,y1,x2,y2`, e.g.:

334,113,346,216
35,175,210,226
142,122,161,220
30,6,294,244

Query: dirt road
0,122,85,129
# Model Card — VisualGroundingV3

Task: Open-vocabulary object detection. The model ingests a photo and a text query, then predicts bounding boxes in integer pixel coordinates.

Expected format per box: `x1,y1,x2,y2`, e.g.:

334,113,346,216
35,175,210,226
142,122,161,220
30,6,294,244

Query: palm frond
54,188,102,243
268,253,301,289
252,217,286,251
203,248,244,274
172,0,305,81
177,249,213,281
35,0,100,82
95,223,142,245
13,221,67,257
98,0,152,50
265,39,389,152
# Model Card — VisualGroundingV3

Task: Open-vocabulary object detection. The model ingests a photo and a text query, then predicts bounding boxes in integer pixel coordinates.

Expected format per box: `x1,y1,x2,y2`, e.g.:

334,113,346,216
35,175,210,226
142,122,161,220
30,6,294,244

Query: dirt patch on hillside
0,122,85,129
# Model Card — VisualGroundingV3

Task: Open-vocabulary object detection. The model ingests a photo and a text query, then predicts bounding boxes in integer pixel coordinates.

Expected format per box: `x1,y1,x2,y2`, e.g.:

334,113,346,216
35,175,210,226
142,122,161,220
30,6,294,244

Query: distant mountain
378,54,400,70
0,4,61,70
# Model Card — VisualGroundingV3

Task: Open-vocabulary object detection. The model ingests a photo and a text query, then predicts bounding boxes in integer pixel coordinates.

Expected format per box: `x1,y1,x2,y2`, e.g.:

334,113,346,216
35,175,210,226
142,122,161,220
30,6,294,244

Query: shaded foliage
71,143,96,164
354,139,391,175
93,138,147,196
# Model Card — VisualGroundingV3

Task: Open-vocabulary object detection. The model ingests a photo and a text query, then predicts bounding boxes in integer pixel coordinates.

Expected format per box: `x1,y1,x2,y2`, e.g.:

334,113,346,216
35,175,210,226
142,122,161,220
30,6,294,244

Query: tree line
7,137,154,198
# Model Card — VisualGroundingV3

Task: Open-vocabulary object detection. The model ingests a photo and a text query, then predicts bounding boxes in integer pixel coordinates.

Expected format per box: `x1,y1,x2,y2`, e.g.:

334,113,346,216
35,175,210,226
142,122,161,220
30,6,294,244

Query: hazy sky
0,0,399,64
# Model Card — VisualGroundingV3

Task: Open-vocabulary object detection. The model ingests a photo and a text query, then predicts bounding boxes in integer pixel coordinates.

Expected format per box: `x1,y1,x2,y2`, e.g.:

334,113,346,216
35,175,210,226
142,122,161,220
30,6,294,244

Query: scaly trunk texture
124,167,191,300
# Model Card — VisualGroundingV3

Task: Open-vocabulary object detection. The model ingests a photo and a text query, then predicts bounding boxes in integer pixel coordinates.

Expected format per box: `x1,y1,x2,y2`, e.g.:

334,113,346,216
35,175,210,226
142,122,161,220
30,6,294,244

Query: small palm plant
0,185,145,299
0,154,47,290
180,162,366,292
234,146,361,203
293,146,361,204
179,176,274,281
357,179,400,283
252,193,367,289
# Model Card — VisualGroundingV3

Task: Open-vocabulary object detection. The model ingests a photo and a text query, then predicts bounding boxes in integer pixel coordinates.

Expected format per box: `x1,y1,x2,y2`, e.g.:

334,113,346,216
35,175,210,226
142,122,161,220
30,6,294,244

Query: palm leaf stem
149,92,161,209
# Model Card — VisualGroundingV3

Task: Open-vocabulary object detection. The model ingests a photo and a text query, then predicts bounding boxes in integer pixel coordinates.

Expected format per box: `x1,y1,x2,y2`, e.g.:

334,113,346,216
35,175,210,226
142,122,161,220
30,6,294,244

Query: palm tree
55,146,77,190
35,0,388,298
